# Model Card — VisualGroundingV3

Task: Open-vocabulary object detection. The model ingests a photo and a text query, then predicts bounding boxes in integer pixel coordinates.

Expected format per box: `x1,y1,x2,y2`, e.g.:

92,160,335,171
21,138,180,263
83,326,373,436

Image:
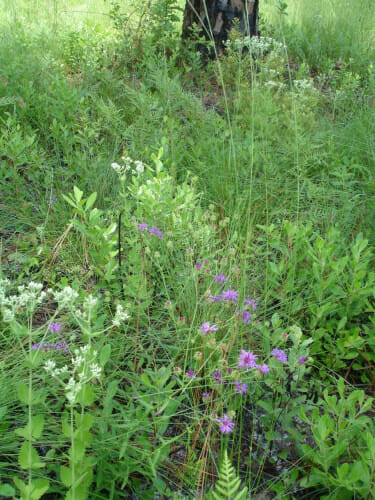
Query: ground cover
0,0,374,498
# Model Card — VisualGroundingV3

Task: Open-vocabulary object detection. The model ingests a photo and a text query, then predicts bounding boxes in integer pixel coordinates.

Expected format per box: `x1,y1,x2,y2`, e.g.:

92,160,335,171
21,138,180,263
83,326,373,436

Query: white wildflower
80,345,90,355
73,354,84,368
44,360,56,373
90,362,102,379
134,160,145,174
2,308,15,322
52,286,79,309
66,377,82,404
111,162,122,173
83,294,98,311
112,303,129,327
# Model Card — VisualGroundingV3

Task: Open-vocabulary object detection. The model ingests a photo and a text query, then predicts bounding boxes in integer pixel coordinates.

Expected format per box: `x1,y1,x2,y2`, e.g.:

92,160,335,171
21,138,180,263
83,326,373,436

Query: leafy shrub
254,221,375,381
299,378,375,499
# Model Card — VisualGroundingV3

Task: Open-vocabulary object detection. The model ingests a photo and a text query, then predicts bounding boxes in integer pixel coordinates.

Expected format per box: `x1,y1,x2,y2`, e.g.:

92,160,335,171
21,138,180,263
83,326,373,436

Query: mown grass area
0,0,374,498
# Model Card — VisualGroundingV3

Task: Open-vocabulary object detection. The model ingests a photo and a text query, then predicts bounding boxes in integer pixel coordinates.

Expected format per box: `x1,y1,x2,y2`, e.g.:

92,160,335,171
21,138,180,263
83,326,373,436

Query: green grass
0,0,375,498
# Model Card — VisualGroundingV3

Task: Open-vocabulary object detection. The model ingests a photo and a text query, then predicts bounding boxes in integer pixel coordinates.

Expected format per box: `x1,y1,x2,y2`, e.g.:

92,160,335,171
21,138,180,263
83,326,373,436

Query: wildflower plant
0,281,113,499
44,345,102,500
0,280,50,499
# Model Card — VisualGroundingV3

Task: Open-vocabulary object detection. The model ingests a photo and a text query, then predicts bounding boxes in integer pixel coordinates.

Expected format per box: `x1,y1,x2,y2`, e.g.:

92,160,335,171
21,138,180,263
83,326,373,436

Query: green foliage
1,0,375,498
208,450,248,500
299,378,375,498
255,221,375,380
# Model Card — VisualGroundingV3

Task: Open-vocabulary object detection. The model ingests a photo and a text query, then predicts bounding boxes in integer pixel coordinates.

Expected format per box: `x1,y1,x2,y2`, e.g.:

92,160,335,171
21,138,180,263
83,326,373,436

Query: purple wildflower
211,370,223,384
227,367,233,374
202,392,211,400
138,223,148,231
240,310,252,325
149,227,164,238
201,322,218,335
216,414,235,434
196,262,203,270
238,349,257,370
244,299,257,311
55,342,70,353
234,381,248,395
31,343,43,351
31,342,69,354
298,356,307,365
208,294,222,303
271,348,288,364
256,363,270,374
213,274,227,284
222,289,239,303
49,322,62,334
186,369,197,379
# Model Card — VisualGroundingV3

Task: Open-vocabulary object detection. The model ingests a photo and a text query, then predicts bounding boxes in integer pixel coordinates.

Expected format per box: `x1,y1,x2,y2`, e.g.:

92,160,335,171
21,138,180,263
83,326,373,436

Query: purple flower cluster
222,289,239,303
244,298,257,311
31,342,69,354
49,322,63,334
138,223,164,238
271,348,288,364
216,414,235,434
208,289,239,304
234,381,248,395
186,369,197,379
238,349,257,370
237,349,270,374
208,294,222,303
213,274,227,284
211,370,223,384
256,363,270,374
239,310,252,325
201,321,218,335
149,227,164,238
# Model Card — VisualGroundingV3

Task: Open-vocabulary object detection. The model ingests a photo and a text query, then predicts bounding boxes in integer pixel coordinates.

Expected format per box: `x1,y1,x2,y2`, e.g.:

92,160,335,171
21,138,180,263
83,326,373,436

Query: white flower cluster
293,79,316,92
112,303,129,327
111,156,145,177
50,286,79,309
264,80,286,90
226,36,286,57
44,344,102,405
83,294,98,313
0,281,47,321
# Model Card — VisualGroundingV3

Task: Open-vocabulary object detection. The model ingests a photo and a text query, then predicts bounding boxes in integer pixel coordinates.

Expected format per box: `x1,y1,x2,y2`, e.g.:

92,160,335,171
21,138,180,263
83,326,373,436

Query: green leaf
347,461,364,483
60,465,73,487
104,380,118,405
75,412,94,432
30,479,49,499
209,450,248,499
62,414,73,438
337,462,349,481
85,192,97,211
337,316,347,331
0,483,16,496
18,442,45,469
17,382,29,405
69,440,86,464
73,186,83,203
76,385,96,406
13,477,27,496
30,414,45,439
99,345,111,367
